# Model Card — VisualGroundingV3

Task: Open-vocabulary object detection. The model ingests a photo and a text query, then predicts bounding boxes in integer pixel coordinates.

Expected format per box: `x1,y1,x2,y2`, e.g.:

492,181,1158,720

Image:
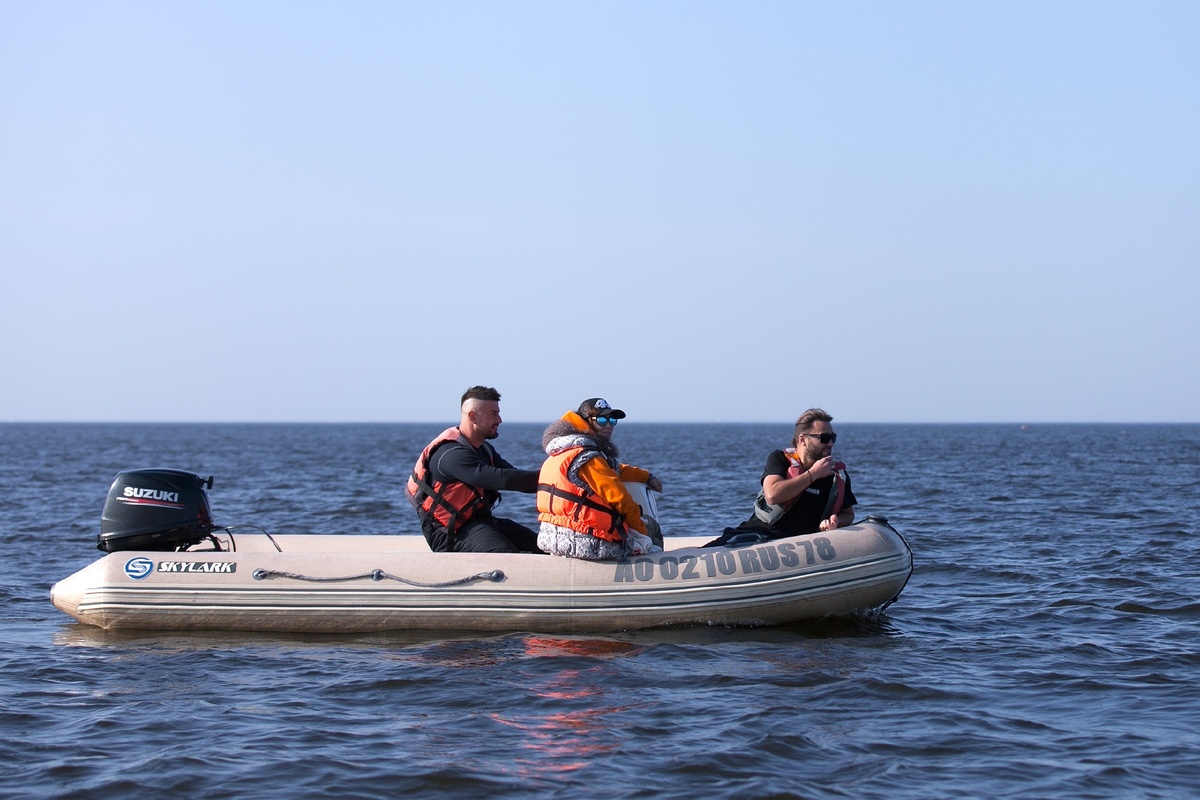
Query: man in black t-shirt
704,408,856,546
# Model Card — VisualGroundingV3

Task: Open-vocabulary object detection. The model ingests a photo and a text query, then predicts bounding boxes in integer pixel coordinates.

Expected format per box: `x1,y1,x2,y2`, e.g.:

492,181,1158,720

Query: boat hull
50,521,912,634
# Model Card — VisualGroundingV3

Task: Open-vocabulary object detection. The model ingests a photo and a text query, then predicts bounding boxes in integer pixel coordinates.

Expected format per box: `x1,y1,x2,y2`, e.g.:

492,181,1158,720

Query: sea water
2,422,1198,799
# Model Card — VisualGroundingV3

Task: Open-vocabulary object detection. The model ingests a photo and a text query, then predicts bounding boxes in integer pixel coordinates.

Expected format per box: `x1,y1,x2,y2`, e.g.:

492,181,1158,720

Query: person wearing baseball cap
535,398,663,560
576,398,626,422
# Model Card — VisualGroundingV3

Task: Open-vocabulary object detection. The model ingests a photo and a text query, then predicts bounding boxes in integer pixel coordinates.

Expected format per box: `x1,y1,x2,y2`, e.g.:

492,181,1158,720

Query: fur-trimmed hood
542,411,620,460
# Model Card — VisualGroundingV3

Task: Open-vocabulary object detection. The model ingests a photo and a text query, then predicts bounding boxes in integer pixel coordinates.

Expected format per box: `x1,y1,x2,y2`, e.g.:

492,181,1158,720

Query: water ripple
4,423,1200,798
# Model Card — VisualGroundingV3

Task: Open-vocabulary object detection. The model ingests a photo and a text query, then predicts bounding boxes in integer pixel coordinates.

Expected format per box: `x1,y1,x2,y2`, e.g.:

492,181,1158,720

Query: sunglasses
591,416,619,427
800,432,837,444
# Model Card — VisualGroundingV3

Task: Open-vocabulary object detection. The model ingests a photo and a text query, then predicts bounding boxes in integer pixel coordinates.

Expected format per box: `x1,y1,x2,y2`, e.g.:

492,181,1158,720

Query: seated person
407,386,541,553
704,408,855,547
536,398,663,561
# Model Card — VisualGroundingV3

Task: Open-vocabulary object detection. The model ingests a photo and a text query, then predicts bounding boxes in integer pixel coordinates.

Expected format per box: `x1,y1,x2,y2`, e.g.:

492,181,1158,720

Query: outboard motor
97,469,215,552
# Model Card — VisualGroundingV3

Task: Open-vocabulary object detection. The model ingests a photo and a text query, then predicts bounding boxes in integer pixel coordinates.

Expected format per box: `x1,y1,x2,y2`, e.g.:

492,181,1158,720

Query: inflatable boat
50,469,912,634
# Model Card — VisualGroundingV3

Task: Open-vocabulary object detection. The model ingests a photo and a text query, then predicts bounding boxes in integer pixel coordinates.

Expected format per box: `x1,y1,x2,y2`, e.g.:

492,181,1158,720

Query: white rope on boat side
250,568,506,588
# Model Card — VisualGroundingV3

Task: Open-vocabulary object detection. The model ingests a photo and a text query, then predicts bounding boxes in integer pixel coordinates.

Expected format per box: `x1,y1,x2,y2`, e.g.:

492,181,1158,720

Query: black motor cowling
98,469,215,552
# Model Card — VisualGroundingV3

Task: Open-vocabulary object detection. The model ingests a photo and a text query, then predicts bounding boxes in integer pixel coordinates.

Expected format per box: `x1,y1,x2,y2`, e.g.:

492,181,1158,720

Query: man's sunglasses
591,416,619,427
801,432,837,444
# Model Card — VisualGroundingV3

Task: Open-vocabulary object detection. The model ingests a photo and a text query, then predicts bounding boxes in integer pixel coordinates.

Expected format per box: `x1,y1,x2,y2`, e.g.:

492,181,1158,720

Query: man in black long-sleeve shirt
407,386,541,553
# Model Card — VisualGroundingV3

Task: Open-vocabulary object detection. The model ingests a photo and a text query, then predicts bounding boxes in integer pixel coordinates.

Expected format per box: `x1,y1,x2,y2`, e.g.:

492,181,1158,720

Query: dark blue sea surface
2,422,1198,799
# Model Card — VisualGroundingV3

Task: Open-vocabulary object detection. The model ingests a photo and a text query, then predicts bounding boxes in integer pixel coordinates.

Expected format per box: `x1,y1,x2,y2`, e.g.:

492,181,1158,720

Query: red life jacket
536,446,628,543
406,427,495,534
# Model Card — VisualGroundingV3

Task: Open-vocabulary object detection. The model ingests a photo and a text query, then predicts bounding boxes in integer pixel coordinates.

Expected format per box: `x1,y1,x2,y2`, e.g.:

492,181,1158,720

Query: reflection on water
519,635,644,660
52,612,901,651
490,636,644,777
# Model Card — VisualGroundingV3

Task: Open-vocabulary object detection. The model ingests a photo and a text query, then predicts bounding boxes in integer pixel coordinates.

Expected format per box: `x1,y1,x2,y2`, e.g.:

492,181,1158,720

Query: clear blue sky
3,2,1196,423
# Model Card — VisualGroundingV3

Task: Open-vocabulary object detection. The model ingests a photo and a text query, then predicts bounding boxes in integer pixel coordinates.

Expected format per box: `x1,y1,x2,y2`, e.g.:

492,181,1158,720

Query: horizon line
3,419,1197,426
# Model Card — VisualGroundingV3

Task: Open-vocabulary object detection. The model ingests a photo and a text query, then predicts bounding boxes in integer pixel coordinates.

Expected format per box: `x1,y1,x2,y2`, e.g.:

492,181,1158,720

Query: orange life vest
406,427,495,534
536,446,627,543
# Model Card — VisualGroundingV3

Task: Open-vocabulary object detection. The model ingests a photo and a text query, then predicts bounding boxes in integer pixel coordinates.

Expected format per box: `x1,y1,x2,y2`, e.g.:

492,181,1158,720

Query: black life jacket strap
411,472,483,537
820,469,848,521
537,483,624,535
